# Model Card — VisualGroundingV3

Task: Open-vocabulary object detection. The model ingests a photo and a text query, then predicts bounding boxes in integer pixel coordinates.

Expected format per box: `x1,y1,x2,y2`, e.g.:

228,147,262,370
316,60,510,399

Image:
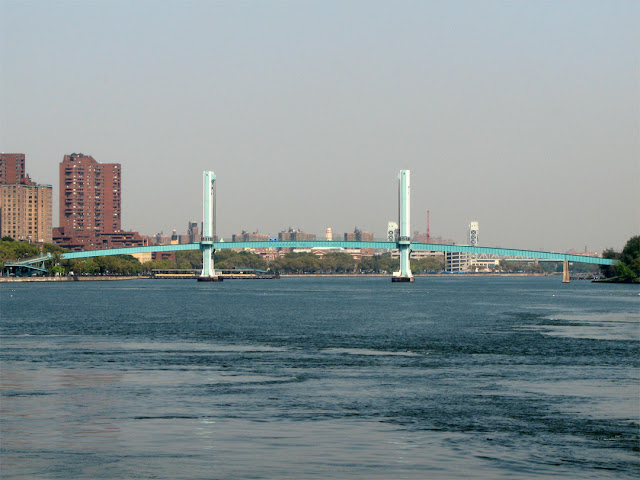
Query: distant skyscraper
187,221,200,243
325,227,333,241
58,154,121,235
278,228,316,241
0,153,52,243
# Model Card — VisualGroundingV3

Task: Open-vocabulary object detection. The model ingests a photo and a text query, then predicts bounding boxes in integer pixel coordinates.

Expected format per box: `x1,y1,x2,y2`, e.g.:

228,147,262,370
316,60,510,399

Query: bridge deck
59,241,615,265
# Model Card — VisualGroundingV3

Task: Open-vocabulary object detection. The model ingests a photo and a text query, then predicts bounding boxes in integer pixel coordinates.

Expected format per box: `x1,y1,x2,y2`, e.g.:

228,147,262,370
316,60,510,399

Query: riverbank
280,273,549,278
0,275,145,283
1,272,557,282
592,277,640,284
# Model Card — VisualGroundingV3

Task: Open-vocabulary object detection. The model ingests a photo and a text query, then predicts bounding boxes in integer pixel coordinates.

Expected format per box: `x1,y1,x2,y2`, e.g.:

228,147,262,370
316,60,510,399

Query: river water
1,276,638,479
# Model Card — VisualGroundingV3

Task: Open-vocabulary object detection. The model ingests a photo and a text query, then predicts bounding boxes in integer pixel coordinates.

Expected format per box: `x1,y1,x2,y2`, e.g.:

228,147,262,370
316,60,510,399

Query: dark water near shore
1,276,638,479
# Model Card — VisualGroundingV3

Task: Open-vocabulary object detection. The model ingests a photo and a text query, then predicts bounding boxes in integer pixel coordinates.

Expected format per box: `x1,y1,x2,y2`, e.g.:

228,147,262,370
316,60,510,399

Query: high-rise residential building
0,153,52,243
278,228,316,241
344,227,373,242
0,184,53,243
344,231,357,242
58,154,121,235
54,153,143,250
0,153,31,185
232,230,269,242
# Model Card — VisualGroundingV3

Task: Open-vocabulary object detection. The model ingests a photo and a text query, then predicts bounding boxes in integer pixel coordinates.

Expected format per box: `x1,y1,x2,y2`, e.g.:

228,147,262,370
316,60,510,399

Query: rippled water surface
1,276,638,479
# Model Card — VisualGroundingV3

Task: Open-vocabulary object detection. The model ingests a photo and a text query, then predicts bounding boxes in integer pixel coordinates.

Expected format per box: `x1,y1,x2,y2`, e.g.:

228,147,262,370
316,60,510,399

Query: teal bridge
3,254,52,276
59,240,615,266
5,170,615,281
5,241,615,279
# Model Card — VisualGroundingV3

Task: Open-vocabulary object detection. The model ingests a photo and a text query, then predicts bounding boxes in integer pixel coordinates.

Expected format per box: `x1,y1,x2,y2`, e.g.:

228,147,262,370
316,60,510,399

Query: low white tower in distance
387,221,399,242
467,220,479,267
468,221,479,246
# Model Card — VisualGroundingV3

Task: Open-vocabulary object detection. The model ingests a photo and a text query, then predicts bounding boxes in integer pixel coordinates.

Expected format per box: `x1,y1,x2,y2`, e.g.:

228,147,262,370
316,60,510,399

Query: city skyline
1,1,638,252
0,150,628,253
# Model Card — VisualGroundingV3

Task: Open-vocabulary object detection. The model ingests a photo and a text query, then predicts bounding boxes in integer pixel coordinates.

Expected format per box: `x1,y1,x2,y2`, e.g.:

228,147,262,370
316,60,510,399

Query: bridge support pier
393,170,414,282
199,171,223,282
392,241,414,282
562,260,570,283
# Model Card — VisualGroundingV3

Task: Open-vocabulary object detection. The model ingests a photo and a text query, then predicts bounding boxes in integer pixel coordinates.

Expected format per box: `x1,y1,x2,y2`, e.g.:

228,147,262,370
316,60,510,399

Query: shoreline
0,276,145,283
0,273,553,283
280,273,549,278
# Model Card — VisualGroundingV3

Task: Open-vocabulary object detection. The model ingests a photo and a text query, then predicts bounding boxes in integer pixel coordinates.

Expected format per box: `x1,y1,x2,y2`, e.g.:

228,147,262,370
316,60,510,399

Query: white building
445,251,471,272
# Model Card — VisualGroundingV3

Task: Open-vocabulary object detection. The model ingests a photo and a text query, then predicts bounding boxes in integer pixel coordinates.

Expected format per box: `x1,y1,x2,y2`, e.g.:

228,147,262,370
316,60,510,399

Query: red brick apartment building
0,153,30,185
53,153,143,251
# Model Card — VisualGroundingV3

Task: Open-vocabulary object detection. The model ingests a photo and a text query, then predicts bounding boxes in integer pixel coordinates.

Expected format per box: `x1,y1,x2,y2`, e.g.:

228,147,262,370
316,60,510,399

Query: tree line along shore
1,236,638,282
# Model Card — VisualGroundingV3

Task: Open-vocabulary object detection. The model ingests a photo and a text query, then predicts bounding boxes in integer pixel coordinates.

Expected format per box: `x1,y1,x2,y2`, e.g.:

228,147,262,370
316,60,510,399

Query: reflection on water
520,312,640,340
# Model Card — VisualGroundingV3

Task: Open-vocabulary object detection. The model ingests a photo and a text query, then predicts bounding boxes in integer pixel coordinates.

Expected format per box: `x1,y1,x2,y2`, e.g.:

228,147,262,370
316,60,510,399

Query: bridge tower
198,171,222,282
393,169,414,282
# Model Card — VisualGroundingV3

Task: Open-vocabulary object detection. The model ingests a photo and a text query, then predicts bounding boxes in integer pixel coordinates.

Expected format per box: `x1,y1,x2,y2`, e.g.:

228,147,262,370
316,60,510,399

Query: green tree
0,239,40,269
600,248,621,278
614,236,640,281
269,252,322,274
412,256,445,273
72,259,99,274
213,250,268,270
142,259,175,273
358,256,379,273
67,255,142,275
51,265,65,276
321,252,356,273
598,237,640,282
42,243,69,274
176,250,202,269
539,262,562,274
499,260,521,273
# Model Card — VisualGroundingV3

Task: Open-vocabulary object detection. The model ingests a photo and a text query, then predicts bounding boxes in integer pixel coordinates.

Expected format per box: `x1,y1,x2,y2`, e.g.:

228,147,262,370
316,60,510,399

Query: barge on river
151,268,279,280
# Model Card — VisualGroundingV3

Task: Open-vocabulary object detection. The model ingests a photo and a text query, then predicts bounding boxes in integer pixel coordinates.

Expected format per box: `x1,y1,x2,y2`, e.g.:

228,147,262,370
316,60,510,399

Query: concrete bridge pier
198,171,223,282
393,240,414,282
562,260,570,283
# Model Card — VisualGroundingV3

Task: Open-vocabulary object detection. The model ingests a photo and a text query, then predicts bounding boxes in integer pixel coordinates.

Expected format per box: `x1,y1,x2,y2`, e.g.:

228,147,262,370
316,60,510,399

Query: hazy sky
1,0,638,252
